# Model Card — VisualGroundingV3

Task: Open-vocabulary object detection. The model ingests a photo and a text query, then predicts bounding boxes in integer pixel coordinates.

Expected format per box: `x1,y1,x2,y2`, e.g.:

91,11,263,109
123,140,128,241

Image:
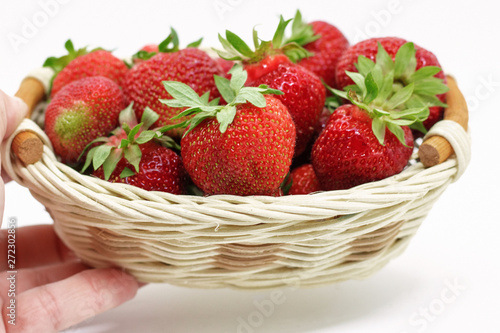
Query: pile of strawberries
42,10,448,197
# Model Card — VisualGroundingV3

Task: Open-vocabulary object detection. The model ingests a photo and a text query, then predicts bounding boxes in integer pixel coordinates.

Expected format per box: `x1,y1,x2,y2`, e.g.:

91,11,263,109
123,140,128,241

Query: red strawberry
335,37,447,132
249,62,326,157
217,20,326,156
161,65,296,196
244,54,292,83
44,40,128,98
130,44,159,65
139,44,159,53
215,57,235,79
216,16,311,83
123,30,222,138
311,45,437,190
311,104,414,190
292,104,336,166
284,10,349,88
288,164,321,195
315,106,335,139
92,141,186,194
44,76,127,164
82,105,186,194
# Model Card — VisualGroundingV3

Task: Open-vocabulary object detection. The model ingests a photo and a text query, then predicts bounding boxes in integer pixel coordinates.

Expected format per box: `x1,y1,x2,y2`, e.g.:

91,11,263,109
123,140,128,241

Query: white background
1,0,499,332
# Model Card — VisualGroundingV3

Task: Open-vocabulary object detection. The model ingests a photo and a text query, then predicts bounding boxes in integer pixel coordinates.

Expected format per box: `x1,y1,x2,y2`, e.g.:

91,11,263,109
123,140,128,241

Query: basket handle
10,74,468,167
418,75,469,167
11,77,46,165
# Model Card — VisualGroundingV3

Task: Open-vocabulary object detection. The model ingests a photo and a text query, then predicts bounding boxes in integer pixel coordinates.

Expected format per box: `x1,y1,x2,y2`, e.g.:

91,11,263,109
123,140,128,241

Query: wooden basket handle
11,77,46,165
10,74,468,167
418,75,469,167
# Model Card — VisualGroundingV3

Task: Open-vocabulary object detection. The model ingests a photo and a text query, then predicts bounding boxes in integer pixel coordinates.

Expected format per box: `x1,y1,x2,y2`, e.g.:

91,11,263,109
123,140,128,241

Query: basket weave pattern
2,117,470,289
1,67,471,289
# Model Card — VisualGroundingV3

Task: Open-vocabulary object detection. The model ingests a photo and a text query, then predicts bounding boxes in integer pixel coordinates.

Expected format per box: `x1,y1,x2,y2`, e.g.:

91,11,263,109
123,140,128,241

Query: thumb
0,90,29,141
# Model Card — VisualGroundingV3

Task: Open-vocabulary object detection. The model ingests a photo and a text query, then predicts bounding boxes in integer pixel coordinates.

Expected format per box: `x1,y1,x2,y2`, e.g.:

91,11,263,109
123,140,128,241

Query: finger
0,225,77,271
0,261,88,293
0,90,28,140
5,268,140,333
1,91,29,218
0,90,28,191
1,168,12,184
0,180,5,225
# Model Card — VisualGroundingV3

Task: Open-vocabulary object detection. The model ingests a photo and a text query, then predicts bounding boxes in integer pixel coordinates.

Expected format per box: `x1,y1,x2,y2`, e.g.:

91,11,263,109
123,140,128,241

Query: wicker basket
1,68,471,289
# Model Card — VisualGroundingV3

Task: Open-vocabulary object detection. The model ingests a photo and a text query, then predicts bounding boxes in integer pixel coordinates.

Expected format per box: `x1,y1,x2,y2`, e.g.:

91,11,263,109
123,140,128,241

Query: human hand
0,90,28,218
1,90,141,332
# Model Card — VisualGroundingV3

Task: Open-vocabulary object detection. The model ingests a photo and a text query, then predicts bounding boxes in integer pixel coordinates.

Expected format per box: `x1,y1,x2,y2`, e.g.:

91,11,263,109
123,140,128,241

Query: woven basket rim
0,70,472,288
0,68,472,215
2,117,466,233
4,126,456,198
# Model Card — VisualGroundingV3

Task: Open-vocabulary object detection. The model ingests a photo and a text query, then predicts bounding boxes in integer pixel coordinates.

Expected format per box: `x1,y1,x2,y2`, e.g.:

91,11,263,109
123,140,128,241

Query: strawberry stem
284,10,320,47
80,105,175,179
159,64,283,136
331,41,448,145
43,39,104,94
215,15,312,64
130,28,203,64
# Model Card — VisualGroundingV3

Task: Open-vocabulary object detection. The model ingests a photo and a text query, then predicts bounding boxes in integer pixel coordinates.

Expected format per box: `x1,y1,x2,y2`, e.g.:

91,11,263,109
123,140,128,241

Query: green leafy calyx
159,64,283,135
43,39,101,74
43,39,104,93
131,28,203,64
215,14,312,64
331,42,448,146
283,10,320,48
80,103,177,180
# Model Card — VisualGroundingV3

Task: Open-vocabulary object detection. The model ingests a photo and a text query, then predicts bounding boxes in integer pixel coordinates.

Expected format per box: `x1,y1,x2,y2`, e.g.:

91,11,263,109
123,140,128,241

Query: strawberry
215,57,235,79
312,104,414,190
123,29,222,138
315,106,336,139
160,65,296,196
139,44,159,53
283,10,349,88
243,54,292,84
216,16,311,83
335,37,448,132
92,141,186,193
44,76,127,165
217,19,326,157
287,164,321,195
130,44,159,65
44,40,128,98
248,62,325,157
311,42,444,190
81,105,186,194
